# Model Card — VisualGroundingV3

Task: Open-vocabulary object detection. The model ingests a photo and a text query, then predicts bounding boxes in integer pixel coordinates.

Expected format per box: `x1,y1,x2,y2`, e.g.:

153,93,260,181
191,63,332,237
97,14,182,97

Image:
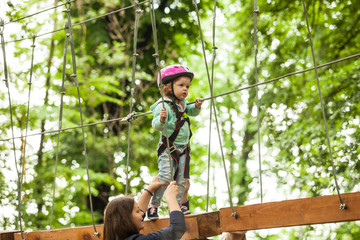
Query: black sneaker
147,207,159,220
180,201,190,215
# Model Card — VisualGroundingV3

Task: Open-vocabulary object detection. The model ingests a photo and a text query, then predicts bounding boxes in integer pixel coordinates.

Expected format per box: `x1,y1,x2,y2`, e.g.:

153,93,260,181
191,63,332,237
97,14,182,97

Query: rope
3,0,76,25
192,0,237,219
18,34,36,240
0,20,26,240
301,0,345,209
4,0,150,44
252,0,263,203
63,2,98,235
206,0,218,213
50,27,69,228
149,0,174,178
1,52,359,143
125,1,142,195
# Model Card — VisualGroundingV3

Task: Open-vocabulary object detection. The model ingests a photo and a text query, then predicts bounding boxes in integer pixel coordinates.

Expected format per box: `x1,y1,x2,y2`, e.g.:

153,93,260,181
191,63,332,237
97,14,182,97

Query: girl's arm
152,103,171,131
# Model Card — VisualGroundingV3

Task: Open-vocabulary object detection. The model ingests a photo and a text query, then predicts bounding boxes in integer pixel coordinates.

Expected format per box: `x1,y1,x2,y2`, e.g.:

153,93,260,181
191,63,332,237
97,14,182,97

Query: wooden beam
13,212,221,240
140,211,221,239
220,192,360,232
14,226,104,240
0,231,19,240
11,192,360,240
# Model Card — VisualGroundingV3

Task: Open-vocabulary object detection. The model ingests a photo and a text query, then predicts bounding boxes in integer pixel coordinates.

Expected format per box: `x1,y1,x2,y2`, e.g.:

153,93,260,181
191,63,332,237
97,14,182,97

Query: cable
192,0,237,219
301,0,345,209
1,52,359,143
4,0,150,44
149,0,174,179
63,2,98,235
125,1,142,195
206,0,218,213
3,0,76,25
50,27,68,229
252,0,263,204
0,20,26,240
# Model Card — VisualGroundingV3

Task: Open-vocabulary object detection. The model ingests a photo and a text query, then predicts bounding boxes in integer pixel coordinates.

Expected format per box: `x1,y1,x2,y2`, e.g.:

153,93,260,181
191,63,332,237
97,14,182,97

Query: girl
148,65,203,219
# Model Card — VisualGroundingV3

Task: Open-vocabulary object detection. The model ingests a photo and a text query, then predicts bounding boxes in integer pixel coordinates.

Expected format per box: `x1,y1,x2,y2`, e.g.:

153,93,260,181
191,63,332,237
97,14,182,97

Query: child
148,64,203,220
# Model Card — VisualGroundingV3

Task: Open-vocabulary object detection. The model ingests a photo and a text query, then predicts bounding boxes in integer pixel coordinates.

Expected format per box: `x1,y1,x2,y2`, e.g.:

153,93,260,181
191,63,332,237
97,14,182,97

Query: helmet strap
171,81,180,102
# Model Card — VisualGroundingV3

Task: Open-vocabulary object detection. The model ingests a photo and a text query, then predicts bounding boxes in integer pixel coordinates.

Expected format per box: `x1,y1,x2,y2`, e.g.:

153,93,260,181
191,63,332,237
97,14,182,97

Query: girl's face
173,76,191,101
132,202,144,231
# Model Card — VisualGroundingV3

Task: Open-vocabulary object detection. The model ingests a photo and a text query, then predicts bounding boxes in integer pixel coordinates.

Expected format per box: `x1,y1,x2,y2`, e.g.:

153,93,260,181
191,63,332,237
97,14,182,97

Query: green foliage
0,0,359,239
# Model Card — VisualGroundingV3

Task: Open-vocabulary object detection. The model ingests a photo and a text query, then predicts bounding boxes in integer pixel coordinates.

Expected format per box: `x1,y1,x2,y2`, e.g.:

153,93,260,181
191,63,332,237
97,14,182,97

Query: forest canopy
0,0,359,239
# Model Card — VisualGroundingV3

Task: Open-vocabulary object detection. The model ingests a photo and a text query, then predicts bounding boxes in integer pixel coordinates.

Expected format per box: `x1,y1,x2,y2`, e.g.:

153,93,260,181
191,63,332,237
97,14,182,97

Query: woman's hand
165,181,181,213
147,175,168,193
195,98,204,109
165,181,179,200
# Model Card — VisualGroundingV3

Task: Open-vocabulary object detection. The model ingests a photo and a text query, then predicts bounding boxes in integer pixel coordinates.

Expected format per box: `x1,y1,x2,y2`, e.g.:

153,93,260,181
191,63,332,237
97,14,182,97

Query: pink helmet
157,64,194,87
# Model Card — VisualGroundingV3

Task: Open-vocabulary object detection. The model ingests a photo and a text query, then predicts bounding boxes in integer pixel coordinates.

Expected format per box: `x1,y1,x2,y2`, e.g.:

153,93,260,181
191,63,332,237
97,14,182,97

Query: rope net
0,0,359,237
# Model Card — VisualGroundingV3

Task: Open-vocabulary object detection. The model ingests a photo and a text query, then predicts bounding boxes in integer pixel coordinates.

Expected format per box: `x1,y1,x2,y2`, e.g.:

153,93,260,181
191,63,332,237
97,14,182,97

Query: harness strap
157,101,192,179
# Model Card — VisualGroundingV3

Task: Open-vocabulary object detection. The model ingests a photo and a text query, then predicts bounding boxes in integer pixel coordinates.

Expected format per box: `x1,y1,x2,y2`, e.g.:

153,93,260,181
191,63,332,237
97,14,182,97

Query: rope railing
3,0,76,25
252,0,263,204
1,52,359,143
1,19,26,240
206,0,218,213
1,0,358,226
301,0,345,209
192,0,237,219
125,1,143,195
50,25,68,228
3,0,150,44
149,0,174,178
63,1,98,235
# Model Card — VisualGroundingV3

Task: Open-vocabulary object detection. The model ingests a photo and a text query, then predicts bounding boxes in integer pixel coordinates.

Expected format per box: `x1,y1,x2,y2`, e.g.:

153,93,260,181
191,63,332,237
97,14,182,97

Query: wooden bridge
1,192,359,240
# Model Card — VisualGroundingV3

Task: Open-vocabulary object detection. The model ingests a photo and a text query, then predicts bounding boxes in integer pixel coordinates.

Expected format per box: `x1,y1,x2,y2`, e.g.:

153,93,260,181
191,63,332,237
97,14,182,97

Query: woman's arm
165,181,182,213
137,182,186,240
138,176,168,213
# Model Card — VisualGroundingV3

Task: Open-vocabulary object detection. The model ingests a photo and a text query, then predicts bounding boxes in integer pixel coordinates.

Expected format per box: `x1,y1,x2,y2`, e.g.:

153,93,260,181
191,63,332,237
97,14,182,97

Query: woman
103,177,186,240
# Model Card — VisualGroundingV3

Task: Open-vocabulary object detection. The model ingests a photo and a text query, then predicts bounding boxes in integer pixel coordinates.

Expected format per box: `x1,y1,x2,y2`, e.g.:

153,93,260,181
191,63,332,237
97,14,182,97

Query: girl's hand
160,107,167,123
195,98,204,109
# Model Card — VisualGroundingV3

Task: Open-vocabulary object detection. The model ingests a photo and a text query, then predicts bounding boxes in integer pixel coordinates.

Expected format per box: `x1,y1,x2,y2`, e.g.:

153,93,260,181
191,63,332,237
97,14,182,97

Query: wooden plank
14,225,103,240
220,192,360,232
11,192,360,239
13,213,212,240
0,231,19,240
197,211,221,238
141,214,200,240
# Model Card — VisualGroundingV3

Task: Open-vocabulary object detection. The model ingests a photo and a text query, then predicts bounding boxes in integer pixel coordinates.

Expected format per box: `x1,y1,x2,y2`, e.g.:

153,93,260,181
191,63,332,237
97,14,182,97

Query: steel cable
252,0,263,203
192,0,237,218
301,0,345,209
0,20,26,240
1,52,359,142
63,2,98,235
125,1,142,195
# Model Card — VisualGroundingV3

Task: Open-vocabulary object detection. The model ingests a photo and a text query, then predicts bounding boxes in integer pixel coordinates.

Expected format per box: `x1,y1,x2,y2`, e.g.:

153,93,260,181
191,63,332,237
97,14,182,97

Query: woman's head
103,196,144,240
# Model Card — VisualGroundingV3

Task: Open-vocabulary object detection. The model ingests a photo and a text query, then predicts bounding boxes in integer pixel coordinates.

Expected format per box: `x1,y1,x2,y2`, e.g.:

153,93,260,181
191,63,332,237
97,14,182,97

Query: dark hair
161,82,173,98
103,196,138,240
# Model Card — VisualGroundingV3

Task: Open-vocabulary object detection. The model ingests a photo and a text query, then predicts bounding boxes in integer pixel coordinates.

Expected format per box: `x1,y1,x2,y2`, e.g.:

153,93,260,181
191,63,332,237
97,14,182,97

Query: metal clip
126,112,136,122
168,145,177,153
340,203,346,210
